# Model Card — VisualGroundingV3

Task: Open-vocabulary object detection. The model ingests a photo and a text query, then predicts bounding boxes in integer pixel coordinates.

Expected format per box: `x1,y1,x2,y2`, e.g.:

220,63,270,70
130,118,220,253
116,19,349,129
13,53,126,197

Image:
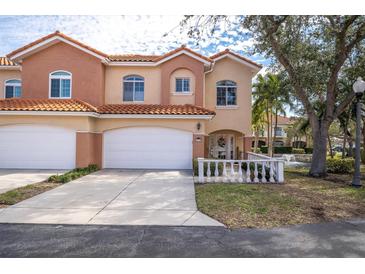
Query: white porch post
277,161,285,183
198,157,204,183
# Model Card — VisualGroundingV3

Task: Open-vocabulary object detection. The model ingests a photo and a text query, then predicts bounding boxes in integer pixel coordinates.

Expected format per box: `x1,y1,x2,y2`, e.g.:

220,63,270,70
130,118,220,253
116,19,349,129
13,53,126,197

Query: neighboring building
255,115,296,147
0,31,261,170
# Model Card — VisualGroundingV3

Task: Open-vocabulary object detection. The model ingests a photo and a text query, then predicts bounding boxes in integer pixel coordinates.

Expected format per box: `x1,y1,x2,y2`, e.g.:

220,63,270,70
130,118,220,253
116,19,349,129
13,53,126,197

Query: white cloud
0,15,265,64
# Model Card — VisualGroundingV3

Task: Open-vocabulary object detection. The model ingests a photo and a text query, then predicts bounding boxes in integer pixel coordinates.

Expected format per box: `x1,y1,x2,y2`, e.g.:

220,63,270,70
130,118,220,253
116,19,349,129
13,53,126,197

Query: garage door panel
104,127,192,169
0,125,76,169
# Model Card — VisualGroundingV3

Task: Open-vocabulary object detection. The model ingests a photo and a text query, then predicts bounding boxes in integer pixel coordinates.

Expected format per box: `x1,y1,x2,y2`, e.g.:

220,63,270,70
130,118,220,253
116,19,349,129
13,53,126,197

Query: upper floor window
49,71,72,98
176,78,190,93
216,80,237,106
123,75,144,102
4,79,22,98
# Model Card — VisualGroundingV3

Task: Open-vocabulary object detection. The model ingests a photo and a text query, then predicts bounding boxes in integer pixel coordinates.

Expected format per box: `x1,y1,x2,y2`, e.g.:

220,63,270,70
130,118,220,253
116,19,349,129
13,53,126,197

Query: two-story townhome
0,31,261,170
255,115,296,147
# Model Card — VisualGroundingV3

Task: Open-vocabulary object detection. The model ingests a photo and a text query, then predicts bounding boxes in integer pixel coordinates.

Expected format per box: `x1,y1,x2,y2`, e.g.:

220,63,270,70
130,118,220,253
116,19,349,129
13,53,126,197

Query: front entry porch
208,130,244,160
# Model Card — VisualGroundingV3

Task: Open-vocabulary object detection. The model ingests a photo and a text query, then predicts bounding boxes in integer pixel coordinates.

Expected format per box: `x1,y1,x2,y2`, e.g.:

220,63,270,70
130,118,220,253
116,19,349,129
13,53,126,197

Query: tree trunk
328,135,333,158
266,105,271,156
268,111,273,157
273,109,278,149
342,131,347,159
309,120,329,177
362,120,365,163
254,131,259,152
348,134,354,157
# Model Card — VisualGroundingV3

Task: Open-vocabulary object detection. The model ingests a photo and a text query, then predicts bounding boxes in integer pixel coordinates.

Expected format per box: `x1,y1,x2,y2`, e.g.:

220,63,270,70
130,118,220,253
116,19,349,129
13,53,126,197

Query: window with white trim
216,80,237,106
123,75,144,102
4,79,22,98
175,78,190,93
49,71,72,98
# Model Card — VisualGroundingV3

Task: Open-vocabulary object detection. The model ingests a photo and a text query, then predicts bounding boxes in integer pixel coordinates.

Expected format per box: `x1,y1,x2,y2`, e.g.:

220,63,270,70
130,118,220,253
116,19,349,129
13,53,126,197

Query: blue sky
0,15,267,67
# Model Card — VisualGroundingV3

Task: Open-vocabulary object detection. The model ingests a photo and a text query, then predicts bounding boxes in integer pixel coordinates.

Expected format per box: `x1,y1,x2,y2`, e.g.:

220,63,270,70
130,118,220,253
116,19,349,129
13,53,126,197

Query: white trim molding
0,111,99,117
10,35,106,61
106,50,212,67
0,111,214,120
98,114,214,120
0,66,21,71
213,53,262,72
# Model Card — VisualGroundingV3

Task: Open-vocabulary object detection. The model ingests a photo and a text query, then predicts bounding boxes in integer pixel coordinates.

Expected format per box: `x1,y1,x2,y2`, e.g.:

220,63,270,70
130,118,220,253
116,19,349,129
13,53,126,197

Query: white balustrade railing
197,157,284,184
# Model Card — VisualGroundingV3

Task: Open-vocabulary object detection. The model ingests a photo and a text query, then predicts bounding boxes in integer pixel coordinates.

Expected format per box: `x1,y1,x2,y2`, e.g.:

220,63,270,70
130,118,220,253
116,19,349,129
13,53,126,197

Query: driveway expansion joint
86,170,145,224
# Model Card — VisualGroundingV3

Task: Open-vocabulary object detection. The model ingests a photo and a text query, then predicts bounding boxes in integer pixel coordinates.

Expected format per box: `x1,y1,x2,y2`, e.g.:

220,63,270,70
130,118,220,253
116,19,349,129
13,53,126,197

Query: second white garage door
0,125,76,169
103,127,193,169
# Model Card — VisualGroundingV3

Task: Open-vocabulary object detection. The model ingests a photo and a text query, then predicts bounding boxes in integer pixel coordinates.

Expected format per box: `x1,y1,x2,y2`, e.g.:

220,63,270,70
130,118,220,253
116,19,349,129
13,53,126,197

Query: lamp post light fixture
352,77,365,188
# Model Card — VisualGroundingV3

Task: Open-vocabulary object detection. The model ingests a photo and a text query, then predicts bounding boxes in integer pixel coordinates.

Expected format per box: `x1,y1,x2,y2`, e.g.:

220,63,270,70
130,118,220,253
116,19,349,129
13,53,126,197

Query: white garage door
0,125,76,169
104,127,193,169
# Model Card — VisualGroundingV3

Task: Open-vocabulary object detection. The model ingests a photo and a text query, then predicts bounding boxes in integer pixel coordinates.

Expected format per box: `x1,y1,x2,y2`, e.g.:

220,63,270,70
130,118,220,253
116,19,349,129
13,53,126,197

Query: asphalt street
1,219,365,257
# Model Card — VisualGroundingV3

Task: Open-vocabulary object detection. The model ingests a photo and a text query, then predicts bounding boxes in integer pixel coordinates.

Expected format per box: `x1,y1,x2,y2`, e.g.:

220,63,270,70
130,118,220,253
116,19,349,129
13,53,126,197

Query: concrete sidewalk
0,169,222,226
0,169,66,194
0,219,365,257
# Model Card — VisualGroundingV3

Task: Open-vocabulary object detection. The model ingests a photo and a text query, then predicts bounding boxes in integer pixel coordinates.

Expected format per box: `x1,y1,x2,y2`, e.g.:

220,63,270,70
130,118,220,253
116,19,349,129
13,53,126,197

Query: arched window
49,71,72,98
123,75,144,102
216,80,237,106
4,79,22,98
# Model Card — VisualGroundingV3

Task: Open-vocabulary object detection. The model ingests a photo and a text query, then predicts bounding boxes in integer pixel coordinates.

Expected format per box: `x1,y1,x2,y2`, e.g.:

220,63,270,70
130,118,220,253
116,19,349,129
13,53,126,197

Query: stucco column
193,134,205,159
243,136,254,159
76,132,102,168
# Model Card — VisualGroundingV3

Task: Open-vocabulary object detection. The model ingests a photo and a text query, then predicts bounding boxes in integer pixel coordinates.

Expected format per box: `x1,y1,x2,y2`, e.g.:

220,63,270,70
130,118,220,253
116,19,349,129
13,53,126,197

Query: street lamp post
352,77,365,188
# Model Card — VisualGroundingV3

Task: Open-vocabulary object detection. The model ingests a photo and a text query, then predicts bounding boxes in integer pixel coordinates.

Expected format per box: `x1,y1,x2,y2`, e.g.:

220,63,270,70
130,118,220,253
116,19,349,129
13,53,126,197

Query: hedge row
256,146,313,154
326,158,354,174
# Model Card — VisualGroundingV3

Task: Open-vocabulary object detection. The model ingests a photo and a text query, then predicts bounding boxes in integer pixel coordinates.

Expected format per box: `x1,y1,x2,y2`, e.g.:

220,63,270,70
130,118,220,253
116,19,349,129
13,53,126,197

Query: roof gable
7,31,108,62
210,49,262,71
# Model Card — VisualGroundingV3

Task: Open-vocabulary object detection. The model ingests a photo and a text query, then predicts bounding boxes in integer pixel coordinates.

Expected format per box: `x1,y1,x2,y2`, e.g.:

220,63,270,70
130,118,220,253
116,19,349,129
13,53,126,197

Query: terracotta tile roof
108,54,160,62
0,57,18,66
210,49,262,68
0,98,97,112
0,99,215,116
97,104,215,115
7,31,108,59
272,115,296,125
153,45,213,63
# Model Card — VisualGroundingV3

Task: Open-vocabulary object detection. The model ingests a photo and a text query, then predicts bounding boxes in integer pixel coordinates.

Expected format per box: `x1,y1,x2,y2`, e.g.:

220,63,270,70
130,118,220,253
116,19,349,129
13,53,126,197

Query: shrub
48,164,99,183
292,148,305,154
304,147,313,154
326,158,354,174
251,147,261,153
193,159,223,176
260,146,293,154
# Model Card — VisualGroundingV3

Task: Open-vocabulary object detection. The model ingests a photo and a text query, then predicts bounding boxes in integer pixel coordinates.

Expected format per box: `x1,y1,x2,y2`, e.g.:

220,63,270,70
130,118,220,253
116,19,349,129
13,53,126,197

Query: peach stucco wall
0,115,94,131
193,134,205,159
105,66,161,104
169,68,196,105
0,69,21,98
95,118,205,134
160,54,205,106
205,57,254,135
21,42,105,106
76,132,102,168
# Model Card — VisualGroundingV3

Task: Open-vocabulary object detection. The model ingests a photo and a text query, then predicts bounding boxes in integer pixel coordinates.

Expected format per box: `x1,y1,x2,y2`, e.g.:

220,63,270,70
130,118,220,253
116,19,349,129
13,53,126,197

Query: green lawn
195,167,365,228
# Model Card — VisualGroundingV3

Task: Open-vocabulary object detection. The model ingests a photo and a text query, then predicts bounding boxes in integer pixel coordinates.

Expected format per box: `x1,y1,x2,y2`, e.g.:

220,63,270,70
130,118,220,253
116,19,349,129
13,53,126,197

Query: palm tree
252,100,266,152
253,73,291,156
253,74,274,156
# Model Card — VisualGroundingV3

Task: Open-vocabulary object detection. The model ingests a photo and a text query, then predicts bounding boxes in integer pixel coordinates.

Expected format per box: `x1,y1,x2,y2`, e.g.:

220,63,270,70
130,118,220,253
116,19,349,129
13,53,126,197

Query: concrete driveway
0,169,222,226
0,169,66,194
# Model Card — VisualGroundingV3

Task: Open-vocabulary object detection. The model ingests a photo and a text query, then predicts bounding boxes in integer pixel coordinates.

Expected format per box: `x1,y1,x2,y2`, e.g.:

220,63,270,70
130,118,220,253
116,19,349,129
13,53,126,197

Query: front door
209,134,236,160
